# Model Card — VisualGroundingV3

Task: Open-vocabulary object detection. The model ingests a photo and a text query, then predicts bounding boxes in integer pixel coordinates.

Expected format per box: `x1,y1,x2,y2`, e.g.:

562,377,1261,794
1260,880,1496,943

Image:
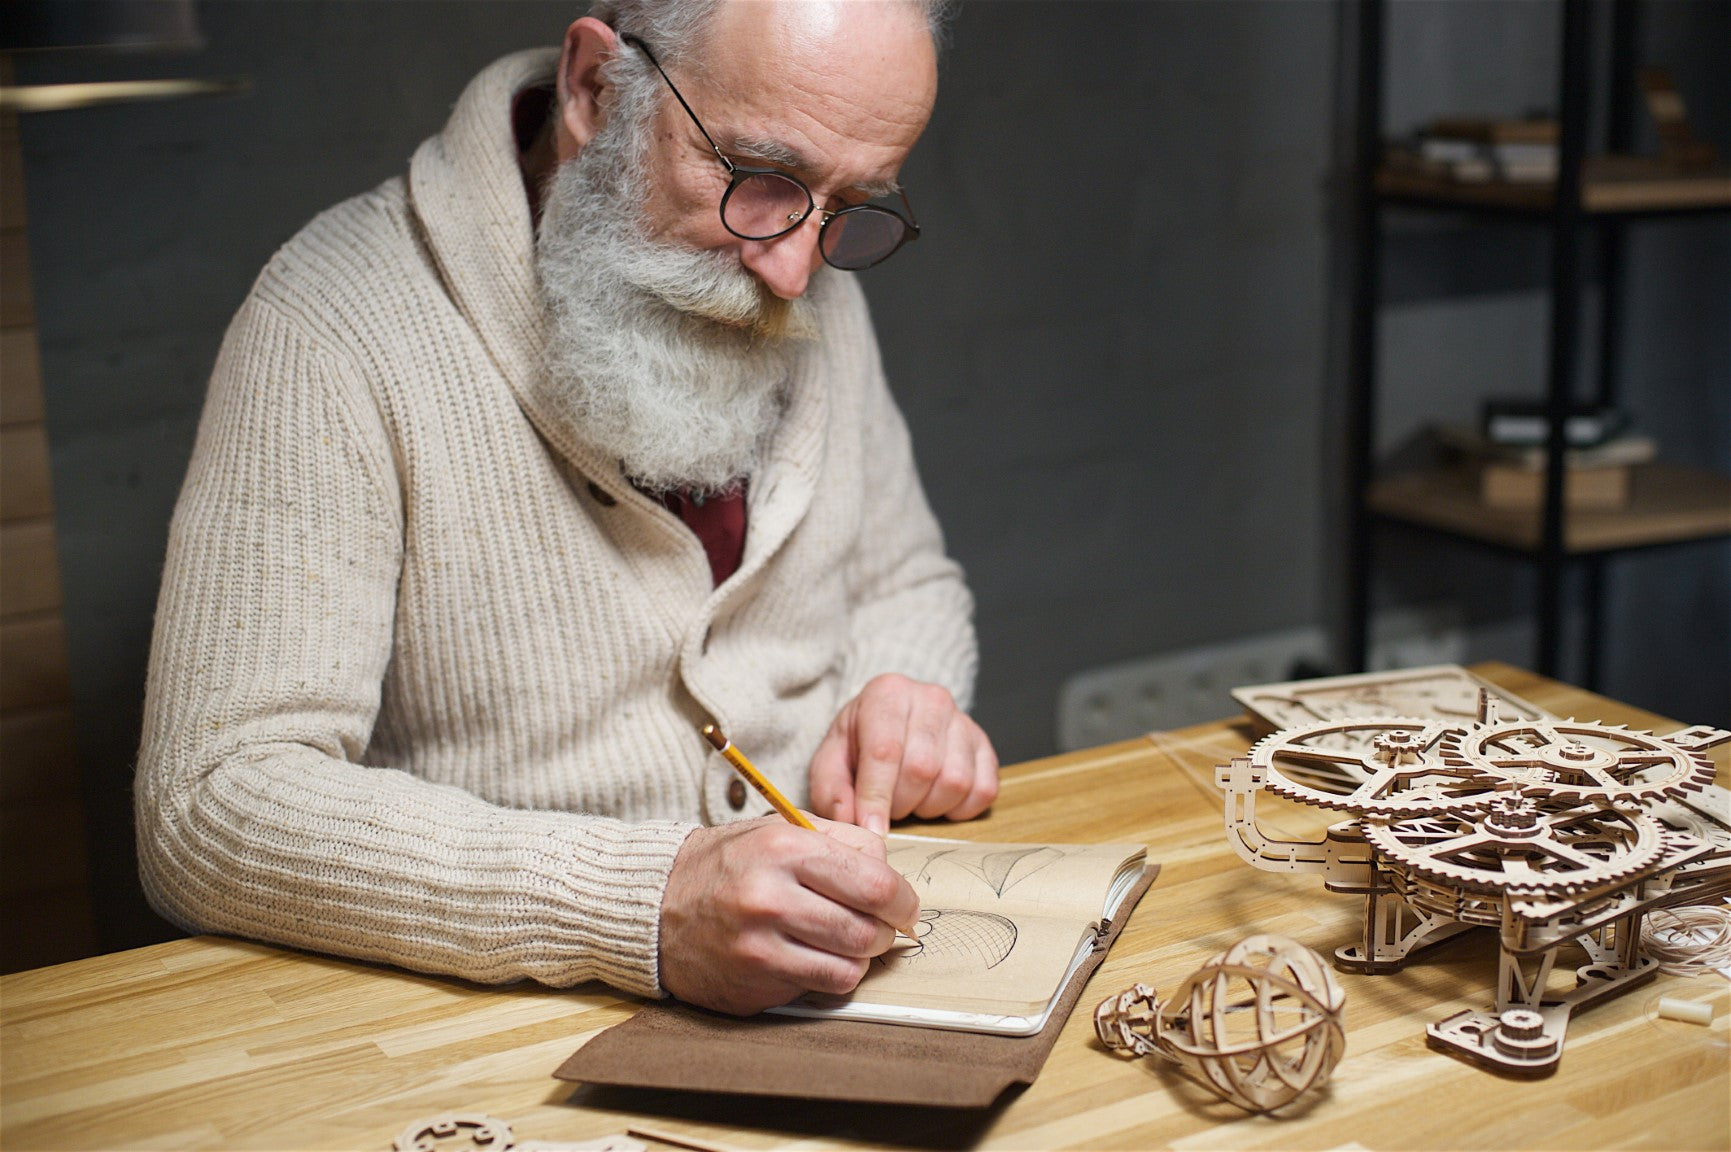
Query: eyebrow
727,133,903,200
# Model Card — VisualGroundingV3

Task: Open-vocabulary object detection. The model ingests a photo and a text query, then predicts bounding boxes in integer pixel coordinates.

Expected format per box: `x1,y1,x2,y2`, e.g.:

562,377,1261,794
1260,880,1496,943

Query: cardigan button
726,778,748,810
586,480,617,507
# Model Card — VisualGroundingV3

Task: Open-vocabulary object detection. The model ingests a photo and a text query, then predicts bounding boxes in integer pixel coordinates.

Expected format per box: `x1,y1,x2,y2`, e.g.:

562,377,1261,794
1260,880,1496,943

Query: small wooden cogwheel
390,1113,646,1152
393,1114,515,1152
1095,934,1346,1113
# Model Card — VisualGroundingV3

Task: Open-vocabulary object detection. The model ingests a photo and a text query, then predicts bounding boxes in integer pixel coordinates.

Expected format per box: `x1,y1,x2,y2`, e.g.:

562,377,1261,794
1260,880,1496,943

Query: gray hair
586,0,956,73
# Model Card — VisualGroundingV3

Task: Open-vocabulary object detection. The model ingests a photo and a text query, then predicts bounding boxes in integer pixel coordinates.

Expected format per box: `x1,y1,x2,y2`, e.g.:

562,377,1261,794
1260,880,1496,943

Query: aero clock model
1216,682,1728,1076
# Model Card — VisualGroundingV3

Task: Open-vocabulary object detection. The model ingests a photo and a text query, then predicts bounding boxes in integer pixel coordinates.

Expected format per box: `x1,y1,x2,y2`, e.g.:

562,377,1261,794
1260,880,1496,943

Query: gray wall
873,0,1340,760
14,0,1727,953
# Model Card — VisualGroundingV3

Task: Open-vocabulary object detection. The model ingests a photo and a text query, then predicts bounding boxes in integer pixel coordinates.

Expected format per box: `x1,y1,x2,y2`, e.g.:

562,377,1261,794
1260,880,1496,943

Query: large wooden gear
1449,718,1718,804
1215,690,1730,1076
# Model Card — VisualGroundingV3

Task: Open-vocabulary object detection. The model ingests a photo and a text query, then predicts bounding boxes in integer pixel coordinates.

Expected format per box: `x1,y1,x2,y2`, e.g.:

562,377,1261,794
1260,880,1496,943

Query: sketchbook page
884,835,1146,921
798,909,1095,1021
772,918,1098,1035
784,838,1147,1022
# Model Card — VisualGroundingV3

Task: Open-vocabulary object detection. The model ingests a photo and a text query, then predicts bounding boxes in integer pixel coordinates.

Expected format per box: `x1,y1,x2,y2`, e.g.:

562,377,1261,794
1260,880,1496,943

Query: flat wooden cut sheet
1232,663,1553,732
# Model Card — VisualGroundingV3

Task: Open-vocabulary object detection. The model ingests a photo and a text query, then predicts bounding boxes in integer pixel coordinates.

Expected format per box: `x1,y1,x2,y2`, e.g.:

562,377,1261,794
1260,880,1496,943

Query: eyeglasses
620,34,920,271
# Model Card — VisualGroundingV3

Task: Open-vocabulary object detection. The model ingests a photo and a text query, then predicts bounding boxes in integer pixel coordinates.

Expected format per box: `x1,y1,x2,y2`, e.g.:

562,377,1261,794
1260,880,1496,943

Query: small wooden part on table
1094,934,1346,1113
1655,998,1714,1026
391,1113,646,1151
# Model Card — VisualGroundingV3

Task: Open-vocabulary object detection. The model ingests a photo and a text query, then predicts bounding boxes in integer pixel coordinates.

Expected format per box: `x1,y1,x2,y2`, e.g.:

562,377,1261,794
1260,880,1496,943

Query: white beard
535,106,822,496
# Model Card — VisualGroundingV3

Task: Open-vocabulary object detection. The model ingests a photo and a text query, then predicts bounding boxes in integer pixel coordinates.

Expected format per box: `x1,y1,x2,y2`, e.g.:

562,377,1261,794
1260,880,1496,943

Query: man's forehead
703,0,932,60
693,0,936,191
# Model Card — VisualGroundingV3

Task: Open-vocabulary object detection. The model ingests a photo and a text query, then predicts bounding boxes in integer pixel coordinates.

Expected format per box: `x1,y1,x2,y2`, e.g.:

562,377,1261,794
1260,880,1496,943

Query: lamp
0,1,248,112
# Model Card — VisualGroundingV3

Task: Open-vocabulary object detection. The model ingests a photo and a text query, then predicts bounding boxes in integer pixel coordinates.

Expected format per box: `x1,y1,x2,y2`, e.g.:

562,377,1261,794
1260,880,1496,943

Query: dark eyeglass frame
619,33,921,271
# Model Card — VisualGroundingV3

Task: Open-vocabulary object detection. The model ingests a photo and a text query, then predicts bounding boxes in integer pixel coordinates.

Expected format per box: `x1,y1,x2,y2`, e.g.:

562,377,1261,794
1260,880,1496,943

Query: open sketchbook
770,834,1149,1036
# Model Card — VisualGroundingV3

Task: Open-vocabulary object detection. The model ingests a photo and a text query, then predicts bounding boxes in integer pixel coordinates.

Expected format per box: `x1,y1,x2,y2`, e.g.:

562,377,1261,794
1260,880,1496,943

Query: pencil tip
700,724,727,750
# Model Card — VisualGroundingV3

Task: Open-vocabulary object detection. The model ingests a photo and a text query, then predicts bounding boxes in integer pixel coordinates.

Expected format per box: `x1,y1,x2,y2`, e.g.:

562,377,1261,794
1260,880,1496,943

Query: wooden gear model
1215,690,1730,1075
1094,934,1346,1113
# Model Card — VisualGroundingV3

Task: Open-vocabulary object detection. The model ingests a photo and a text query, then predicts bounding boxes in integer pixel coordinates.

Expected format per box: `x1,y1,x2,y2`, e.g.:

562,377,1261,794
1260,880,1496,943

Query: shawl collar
407,48,617,485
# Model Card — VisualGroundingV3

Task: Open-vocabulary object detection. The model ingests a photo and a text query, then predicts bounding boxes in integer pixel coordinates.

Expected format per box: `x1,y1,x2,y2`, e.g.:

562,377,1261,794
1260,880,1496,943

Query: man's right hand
658,815,920,1016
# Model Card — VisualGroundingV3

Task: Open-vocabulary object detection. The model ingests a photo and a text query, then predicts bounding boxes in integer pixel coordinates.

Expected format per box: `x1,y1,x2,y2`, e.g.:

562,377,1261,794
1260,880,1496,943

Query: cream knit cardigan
135,50,977,998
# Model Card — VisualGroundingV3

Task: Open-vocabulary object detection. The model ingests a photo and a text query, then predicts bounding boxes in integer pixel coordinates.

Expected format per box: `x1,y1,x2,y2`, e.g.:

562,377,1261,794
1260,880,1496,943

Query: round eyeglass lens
821,206,908,270
722,171,812,240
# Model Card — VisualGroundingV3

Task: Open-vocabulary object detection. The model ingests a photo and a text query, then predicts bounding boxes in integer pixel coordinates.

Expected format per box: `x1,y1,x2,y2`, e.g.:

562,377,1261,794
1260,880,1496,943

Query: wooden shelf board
1367,463,1731,554
1375,159,1731,214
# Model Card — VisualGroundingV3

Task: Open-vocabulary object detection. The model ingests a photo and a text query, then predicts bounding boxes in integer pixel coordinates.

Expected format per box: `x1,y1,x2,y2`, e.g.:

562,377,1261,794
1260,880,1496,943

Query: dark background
12,0,1728,953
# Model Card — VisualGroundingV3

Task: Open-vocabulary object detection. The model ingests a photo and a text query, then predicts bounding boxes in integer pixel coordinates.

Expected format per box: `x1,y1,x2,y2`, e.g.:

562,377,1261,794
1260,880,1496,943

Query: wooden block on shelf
1582,156,1731,211
1428,117,1558,145
1368,463,1731,553
1374,158,1731,213
1478,462,1630,510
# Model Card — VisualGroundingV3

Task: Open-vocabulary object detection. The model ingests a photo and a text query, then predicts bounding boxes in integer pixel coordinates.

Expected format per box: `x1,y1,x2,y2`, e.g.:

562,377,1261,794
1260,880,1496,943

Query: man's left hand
808,673,999,836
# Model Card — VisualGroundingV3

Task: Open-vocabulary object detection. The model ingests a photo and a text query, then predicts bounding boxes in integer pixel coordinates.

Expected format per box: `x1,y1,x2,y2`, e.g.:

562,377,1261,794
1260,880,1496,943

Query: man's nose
738,213,826,300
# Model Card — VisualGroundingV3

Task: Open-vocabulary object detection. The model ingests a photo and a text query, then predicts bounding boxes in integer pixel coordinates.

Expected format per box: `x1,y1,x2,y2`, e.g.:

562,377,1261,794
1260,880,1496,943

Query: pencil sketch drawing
888,842,960,884
890,841,1068,898
879,909,1018,973
955,845,1064,897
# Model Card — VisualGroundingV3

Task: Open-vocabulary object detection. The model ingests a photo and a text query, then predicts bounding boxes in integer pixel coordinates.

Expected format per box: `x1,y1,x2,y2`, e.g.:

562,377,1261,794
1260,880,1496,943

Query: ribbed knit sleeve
834,291,979,711
135,290,693,995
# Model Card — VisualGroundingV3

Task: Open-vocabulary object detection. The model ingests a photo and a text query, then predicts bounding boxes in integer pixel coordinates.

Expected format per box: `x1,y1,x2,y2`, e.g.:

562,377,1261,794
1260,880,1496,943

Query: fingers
908,711,979,819
858,677,998,824
810,814,888,861
806,712,856,825
953,730,1001,820
657,818,916,1015
848,683,912,837
769,944,873,999
727,928,871,1004
894,685,954,819
777,887,898,960
810,674,1003,835
913,718,998,822
796,828,920,936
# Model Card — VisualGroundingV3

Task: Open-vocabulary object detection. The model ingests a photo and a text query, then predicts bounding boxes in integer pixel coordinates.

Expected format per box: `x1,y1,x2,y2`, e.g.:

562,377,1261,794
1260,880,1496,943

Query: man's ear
556,16,619,160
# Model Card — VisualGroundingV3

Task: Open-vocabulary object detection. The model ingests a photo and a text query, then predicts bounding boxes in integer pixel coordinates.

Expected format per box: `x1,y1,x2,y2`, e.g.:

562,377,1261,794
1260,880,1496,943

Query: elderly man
135,0,994,1016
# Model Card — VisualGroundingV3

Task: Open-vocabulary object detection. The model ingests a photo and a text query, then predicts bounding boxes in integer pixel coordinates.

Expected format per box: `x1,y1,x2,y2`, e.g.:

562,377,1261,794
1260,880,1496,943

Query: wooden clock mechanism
1215,672,1728,1076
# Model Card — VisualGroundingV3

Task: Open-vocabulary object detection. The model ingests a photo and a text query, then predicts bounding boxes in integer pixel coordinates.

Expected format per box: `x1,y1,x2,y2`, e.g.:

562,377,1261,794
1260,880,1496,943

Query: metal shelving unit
1344,0,1731,686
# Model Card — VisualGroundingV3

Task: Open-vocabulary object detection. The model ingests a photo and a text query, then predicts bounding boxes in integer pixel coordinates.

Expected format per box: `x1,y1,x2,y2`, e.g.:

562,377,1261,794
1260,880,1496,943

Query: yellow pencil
701,723,919,939
701,724,818,831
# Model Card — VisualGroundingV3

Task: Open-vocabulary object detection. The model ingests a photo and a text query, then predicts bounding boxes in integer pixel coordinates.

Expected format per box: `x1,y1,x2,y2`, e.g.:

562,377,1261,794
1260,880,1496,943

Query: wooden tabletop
4,664,1727,1151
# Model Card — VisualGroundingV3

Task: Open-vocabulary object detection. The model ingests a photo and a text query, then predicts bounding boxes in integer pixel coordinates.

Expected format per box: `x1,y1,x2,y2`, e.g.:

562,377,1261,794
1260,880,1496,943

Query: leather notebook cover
554,864,1158,1108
